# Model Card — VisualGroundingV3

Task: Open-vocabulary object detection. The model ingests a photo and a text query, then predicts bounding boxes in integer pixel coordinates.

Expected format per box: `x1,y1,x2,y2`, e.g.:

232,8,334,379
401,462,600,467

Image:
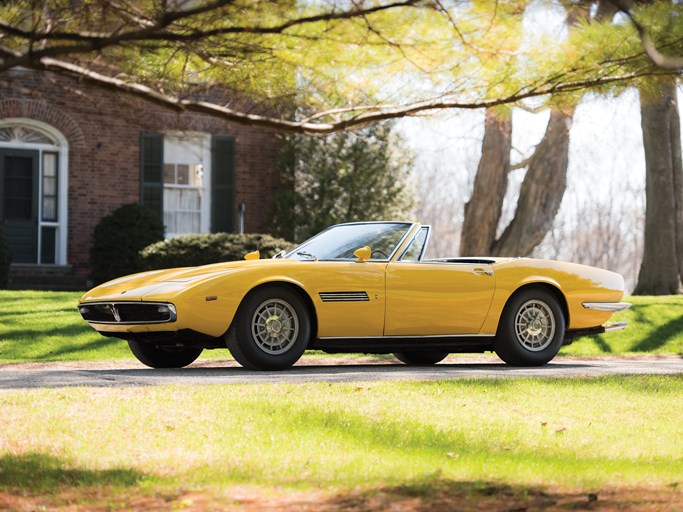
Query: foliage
0,1,678,133
140,233,295,270
90,204,165,285
270,123,414,242
0,224,10,289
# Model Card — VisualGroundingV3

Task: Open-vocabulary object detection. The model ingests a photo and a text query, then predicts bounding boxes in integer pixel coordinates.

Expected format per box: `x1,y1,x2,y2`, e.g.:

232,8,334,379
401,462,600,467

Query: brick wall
0,69,286,278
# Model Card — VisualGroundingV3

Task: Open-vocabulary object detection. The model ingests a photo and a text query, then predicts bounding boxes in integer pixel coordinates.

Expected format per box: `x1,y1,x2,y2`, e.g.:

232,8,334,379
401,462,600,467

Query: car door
384,261,496,336
310,261,388,338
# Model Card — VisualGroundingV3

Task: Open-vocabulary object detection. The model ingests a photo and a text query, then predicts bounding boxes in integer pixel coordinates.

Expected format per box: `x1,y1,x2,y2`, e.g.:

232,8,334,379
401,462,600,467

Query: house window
162,134,211,238
163,163,204,236
141,132,235,235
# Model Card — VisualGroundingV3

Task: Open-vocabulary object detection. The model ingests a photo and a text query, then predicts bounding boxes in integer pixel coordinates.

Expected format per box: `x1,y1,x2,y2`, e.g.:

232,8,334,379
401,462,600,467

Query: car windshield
285,222,413,261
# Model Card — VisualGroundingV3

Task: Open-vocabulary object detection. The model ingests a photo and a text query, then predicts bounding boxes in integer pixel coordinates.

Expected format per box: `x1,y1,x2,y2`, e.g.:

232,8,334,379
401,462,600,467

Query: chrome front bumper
582,302,632,312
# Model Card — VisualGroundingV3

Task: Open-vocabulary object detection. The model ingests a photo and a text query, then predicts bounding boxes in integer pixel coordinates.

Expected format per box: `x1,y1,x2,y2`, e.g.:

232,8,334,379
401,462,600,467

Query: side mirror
354,246,372,263
244,250,260,261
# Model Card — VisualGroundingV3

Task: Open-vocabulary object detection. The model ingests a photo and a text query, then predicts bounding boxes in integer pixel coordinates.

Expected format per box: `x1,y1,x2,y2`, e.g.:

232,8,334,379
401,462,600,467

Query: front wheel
128,340,202,368
394,351,448,365
493,288,565,366
226,286,311,370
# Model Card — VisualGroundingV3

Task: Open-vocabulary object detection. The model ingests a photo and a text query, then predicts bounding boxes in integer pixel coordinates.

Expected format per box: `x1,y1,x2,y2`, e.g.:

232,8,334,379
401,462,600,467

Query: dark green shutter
211,135,235,233
140,132,164,218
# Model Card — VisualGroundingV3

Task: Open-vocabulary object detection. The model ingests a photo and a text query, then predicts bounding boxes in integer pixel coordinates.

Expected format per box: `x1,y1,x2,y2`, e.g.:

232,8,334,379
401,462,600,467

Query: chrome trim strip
582,302,632,312
319,334,495,340
385,223,420,262
396,225,431,262
77,301,177,324
603,321,628,332
319,292,370,302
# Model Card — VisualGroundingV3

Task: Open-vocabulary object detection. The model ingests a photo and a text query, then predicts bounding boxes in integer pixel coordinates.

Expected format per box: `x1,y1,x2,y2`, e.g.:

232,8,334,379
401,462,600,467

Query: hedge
141,233,295,270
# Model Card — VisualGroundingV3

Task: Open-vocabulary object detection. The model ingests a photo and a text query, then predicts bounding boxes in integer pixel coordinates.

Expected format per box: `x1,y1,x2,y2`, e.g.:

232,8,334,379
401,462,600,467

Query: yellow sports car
78,221,630,370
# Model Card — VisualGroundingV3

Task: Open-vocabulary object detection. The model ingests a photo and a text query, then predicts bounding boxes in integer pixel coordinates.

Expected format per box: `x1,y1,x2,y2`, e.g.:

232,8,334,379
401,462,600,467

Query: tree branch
610,0,683,70
5,44,670,134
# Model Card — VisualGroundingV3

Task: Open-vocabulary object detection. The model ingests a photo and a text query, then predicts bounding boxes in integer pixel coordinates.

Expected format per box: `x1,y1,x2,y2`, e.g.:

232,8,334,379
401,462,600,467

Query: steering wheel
371,249,389,259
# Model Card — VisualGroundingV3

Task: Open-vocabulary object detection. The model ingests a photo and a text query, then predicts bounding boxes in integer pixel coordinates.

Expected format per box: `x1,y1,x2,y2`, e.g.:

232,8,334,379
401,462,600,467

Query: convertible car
78,221,630,370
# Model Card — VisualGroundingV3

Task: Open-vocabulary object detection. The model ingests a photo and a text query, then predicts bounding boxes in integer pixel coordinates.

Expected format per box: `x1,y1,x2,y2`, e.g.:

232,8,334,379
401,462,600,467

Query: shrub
0,224,10,288
90,204,165,284
141,233,295,270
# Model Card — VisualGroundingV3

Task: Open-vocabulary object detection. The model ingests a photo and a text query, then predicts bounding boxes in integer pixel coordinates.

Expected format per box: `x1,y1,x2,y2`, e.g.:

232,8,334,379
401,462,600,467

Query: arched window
0,119,68,265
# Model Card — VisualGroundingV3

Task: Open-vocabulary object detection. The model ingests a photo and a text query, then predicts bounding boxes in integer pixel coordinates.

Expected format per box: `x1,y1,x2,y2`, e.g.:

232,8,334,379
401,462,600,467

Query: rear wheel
128,340,202,368
493,288,565,366
226,286,311,370
394,351,448,365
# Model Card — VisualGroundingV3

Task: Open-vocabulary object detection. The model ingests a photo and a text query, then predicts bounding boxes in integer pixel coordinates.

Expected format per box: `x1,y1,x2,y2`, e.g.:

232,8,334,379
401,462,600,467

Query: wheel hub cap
514,299,556,352
527,317,543,336
251,298,300,355
265,316,283,337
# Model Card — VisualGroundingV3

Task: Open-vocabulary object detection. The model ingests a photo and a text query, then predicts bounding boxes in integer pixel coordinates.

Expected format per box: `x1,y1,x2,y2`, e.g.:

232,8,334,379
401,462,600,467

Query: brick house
0,68,285,289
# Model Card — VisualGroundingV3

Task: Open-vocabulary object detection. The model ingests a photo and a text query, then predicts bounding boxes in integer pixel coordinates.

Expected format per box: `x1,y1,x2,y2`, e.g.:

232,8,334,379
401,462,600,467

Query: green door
0,149,39,263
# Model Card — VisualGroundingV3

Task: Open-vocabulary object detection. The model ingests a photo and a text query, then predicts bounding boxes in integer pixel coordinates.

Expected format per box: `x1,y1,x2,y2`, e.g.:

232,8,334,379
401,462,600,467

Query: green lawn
560,295,683,356
0,376,681,508
0,291,680,362
1,290,681,508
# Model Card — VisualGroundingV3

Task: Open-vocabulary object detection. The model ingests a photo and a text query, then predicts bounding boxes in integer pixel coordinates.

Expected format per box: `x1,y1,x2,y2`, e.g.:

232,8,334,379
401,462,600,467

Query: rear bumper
563,321,628,344
582,302,632,312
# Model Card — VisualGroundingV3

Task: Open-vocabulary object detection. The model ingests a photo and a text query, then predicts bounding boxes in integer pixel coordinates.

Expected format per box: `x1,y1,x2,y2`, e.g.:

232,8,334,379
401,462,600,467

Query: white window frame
163,132,212,238
0,118,69,265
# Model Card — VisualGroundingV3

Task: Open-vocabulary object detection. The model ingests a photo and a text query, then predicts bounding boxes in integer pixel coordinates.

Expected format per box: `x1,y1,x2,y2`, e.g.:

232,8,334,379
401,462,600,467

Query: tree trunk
493,108,575,256
459,109,512,256
460,107,574,257
634,79,683,295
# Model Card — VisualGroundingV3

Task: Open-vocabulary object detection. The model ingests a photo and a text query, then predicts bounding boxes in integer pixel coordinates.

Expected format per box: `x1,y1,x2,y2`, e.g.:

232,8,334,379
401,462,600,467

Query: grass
0,376,681,507
0,291,130,361
0,290,681,362
560,295,683,356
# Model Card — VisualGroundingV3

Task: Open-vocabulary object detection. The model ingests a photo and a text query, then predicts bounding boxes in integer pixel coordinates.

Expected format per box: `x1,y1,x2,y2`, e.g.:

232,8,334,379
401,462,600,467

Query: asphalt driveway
0,355,681,390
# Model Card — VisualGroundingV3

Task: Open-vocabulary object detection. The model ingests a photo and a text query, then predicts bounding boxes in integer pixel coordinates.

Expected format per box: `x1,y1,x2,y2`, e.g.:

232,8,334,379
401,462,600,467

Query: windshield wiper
272,250,286,259
296,251,318,261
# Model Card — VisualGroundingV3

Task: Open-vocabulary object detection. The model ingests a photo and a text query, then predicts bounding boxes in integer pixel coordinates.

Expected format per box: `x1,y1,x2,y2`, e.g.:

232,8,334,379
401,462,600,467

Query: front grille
78,302,176,324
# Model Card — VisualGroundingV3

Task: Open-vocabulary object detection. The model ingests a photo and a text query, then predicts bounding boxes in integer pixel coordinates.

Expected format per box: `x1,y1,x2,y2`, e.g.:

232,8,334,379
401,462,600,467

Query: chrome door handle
472,268,493,276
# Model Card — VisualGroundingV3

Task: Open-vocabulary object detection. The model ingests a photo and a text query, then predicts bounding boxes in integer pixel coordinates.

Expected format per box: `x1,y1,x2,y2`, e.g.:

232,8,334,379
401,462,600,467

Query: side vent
319,292,370,303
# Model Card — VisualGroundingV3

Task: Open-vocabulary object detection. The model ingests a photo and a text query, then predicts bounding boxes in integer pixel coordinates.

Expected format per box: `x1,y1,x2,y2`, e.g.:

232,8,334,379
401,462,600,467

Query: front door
384,262,496,336
0,149,39,263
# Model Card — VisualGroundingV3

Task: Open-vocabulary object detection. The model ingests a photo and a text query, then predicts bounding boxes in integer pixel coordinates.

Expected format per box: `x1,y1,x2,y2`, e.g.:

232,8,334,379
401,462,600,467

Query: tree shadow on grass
316,477,676,511
0,453,145,493
630,314,683,353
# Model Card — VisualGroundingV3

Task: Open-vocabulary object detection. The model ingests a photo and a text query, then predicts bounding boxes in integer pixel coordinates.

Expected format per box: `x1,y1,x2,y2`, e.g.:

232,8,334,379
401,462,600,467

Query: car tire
128,340,202,368
226,286,311,370
394,351,448,365
493,288,565,366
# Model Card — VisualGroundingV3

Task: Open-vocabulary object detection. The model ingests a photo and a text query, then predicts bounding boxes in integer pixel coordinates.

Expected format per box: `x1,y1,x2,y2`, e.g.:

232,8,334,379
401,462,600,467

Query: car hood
80,259,287,302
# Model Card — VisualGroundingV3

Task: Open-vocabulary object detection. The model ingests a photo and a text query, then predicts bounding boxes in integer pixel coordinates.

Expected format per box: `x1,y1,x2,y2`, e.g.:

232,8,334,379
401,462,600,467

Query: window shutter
211,135,235,233
140,132,164,218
